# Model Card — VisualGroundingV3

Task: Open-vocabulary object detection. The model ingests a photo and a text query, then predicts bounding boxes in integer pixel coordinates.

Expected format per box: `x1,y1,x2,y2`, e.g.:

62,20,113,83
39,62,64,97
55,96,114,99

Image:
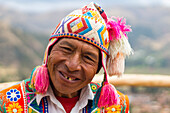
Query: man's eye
84,55,94,62
63,47,71,51
62,47,72,51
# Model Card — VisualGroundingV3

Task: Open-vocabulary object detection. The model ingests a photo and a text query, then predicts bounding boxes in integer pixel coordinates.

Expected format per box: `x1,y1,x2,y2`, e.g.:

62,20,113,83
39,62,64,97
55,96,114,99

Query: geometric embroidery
83,11,93,17
97,25,105,46
28,96,48,113
97,25,109,48
29,97,43,113
67,17,92,35
83,10,101,22
55,16,73,34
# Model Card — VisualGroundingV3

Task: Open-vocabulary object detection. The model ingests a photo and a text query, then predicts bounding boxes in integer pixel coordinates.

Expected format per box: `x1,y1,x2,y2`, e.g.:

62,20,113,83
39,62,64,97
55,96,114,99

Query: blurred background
0,0,170,112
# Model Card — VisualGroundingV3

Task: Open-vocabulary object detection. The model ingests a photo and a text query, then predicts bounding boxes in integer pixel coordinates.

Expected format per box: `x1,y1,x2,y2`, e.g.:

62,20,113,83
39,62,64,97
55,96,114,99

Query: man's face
47,38,99,97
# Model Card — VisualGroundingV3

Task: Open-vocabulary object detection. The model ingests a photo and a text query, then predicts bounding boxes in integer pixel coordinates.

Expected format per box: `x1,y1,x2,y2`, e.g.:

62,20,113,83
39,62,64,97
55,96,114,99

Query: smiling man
48,38,99,98
0,2,133,113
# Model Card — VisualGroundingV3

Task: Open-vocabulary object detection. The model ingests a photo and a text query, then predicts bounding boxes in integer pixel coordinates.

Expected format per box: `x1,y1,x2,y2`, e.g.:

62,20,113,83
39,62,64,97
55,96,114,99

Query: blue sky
1,0,170,12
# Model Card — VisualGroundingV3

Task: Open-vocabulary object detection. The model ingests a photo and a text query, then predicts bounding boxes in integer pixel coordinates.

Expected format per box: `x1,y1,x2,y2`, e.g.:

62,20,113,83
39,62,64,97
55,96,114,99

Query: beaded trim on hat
50,33,109,55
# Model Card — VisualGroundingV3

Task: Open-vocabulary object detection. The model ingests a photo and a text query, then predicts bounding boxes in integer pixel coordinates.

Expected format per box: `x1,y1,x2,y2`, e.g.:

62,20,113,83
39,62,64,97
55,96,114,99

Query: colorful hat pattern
30,2,133,109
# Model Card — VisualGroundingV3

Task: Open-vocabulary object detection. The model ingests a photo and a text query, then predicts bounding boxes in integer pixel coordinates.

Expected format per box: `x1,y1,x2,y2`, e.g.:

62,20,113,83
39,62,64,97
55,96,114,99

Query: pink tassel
97,81,120,108
34,65,49,94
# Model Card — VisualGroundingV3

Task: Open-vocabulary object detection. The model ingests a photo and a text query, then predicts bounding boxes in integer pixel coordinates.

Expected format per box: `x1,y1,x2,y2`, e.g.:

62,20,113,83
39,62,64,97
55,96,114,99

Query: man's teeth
64,75,75,81
68,77,72,81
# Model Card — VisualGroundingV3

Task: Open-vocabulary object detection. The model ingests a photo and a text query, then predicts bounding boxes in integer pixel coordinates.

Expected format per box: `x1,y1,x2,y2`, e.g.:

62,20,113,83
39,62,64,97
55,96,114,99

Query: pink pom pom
34,65,49,94
106,18,121,41
106,17,132,41
97,82,120,108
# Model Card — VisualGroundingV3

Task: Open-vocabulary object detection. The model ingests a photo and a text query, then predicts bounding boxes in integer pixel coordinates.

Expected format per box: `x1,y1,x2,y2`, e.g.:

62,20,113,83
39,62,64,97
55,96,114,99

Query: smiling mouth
59,71,80,81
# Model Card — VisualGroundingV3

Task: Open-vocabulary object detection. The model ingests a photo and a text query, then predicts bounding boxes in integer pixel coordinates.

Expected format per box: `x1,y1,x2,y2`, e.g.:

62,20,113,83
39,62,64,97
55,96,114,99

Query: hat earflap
106,17,133,76
30,64,49,94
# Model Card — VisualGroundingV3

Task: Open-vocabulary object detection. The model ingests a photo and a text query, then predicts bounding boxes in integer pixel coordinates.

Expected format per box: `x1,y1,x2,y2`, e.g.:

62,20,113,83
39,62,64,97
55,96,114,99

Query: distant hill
0,5,170,82
0,19,49,82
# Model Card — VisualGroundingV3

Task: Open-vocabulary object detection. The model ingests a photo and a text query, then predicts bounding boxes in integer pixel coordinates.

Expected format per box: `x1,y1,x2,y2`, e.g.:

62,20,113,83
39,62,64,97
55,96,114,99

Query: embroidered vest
0,79,129,113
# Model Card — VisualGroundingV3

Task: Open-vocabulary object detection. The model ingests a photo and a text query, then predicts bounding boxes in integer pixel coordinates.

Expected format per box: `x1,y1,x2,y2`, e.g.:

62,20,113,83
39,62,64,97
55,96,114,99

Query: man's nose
65,53,81,72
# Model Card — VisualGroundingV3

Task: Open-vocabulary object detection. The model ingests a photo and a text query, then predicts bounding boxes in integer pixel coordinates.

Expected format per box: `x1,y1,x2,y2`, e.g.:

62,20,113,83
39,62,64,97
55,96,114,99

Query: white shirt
36,84,94,113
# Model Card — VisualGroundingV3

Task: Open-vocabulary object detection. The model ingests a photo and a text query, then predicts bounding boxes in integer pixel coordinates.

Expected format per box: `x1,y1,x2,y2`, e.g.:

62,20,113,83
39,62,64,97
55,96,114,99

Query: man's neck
50,82,81,98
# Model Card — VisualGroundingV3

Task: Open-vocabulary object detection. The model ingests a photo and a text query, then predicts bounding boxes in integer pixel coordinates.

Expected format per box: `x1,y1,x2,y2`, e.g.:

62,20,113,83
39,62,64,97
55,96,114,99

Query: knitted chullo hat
30,2,133,109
